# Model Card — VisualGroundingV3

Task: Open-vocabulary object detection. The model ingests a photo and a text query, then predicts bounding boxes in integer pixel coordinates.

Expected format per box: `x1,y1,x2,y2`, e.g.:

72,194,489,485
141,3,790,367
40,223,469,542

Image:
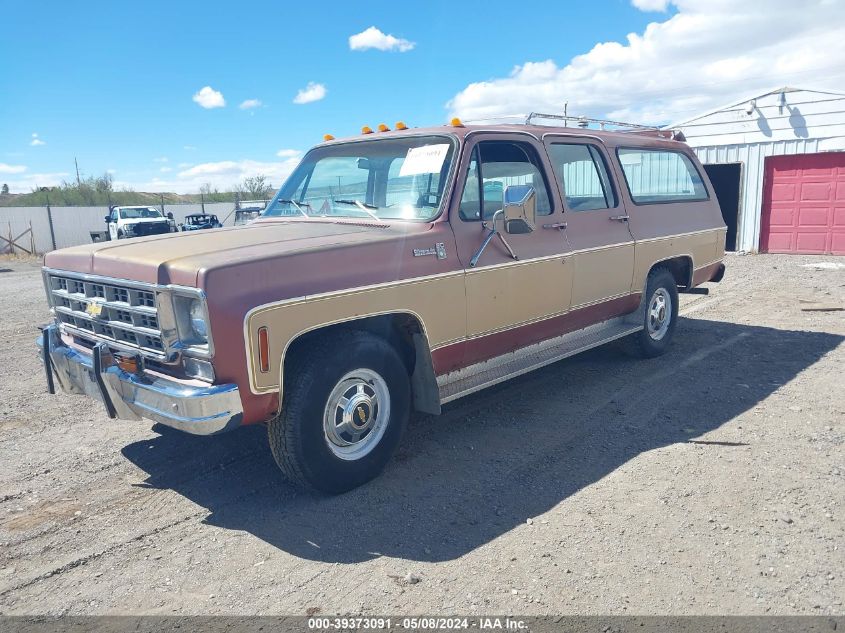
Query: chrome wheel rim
323,368,390,461
647,288,672,341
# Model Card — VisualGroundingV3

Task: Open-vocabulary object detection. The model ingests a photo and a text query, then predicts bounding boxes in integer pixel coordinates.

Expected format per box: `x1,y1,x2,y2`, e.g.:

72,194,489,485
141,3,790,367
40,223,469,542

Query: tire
268,330,410,494
627,267,679,358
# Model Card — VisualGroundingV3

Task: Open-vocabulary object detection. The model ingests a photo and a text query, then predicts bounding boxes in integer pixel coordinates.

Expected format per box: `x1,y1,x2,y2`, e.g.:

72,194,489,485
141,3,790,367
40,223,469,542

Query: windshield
264,135,456,221
120,207,163,220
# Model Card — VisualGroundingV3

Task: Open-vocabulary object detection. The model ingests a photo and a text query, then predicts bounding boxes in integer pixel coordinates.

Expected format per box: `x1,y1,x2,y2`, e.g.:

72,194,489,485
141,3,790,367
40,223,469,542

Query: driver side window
459,141,553,221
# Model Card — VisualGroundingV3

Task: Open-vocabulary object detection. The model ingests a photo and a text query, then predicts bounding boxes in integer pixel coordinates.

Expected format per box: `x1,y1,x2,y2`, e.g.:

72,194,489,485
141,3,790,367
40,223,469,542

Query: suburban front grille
47,272,166,357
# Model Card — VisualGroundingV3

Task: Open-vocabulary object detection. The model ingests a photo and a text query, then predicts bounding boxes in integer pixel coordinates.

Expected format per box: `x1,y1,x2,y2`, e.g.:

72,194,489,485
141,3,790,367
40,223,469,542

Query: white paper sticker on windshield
398,144,450,177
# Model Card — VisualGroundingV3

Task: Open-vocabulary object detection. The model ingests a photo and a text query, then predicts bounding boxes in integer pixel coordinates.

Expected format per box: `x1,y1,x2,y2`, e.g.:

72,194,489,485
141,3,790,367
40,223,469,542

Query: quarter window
617,148,708,204
548,143,616,211
459,141,553,221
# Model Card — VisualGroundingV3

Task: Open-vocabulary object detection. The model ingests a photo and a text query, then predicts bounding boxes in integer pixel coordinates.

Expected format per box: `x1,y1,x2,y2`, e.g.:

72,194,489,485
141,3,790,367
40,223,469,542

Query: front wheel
627,267,678,358
268,330,410,493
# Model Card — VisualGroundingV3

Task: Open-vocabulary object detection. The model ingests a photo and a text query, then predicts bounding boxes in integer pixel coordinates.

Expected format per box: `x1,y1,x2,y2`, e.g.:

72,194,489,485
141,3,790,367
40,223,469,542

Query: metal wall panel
0,202,243,254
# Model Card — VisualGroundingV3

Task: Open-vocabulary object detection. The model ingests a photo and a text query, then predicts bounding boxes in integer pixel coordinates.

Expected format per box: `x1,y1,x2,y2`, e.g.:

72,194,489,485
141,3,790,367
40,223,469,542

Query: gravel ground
0,253,843,616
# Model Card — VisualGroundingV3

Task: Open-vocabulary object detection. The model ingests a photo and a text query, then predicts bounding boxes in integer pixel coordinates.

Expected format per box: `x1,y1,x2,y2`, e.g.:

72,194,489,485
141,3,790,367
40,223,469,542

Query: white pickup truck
105,206,173,240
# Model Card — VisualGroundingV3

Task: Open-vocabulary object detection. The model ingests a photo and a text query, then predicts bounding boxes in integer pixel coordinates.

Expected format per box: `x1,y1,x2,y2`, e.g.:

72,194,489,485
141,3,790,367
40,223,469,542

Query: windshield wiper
333,199,380,221
276,199,310,218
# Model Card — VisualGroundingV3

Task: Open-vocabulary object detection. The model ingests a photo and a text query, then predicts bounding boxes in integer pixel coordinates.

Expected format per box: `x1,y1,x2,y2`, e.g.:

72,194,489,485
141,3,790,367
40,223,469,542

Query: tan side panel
571,244,635,308
464,257,571,337
247,274,467,392
633,229,722,289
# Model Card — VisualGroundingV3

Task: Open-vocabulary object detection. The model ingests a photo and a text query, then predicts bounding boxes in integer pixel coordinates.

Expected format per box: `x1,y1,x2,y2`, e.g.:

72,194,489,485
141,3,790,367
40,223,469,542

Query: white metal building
667,87,845,254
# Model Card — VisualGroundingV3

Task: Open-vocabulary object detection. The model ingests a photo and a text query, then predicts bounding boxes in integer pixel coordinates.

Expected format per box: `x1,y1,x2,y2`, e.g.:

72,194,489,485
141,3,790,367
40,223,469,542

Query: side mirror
104,215,111,223
503,185,536,234
167,212,174,220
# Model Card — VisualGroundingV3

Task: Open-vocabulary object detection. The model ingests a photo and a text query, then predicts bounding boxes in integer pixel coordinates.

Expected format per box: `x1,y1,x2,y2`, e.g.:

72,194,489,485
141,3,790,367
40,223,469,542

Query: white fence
0,203,239,254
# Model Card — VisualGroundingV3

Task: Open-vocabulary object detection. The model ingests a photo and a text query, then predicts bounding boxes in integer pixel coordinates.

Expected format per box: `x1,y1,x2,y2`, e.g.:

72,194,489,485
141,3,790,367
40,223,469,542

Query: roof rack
461,112,683,140
524,112,661,131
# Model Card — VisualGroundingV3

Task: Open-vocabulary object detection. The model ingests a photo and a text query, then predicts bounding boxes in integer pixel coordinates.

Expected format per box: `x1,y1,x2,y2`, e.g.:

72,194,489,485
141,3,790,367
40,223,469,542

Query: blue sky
2,0,843,193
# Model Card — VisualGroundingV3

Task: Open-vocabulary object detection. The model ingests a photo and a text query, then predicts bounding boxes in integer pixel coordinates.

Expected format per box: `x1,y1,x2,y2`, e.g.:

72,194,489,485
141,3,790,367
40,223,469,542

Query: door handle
609,214,630,222
543,222,567,231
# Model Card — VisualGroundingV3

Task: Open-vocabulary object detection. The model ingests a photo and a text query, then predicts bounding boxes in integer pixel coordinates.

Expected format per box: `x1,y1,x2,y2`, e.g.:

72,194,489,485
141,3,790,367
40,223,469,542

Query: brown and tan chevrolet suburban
38,118,726,492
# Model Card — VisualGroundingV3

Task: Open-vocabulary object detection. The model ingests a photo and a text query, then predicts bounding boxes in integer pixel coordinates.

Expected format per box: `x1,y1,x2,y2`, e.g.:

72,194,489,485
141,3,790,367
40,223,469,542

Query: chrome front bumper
38,324,242,435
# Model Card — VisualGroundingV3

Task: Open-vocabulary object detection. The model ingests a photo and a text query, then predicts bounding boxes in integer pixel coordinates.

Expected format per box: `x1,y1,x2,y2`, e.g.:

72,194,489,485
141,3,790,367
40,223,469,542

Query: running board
438,315,643,404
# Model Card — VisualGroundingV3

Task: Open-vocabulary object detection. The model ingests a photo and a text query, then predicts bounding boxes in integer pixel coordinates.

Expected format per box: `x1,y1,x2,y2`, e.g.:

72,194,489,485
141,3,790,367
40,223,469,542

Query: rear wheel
268,330,410,493
627,267,678,358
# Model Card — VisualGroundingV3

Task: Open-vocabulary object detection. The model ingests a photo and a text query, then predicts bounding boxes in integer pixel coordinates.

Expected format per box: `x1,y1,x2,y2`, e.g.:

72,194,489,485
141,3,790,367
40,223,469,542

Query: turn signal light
377,123,390,132
323,134,335,141
258,326,270,373
450,117,464,127
116,354,140,374
361,126,374,134
395,121,408,130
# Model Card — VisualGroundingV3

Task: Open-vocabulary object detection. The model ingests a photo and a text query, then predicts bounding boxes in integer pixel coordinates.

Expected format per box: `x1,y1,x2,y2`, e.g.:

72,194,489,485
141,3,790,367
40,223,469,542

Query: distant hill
0,190,238,208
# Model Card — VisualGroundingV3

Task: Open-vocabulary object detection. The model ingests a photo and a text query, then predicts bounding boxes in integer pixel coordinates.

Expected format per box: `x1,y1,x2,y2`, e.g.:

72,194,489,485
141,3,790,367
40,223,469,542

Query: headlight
170,293,210,350
189,299,208,339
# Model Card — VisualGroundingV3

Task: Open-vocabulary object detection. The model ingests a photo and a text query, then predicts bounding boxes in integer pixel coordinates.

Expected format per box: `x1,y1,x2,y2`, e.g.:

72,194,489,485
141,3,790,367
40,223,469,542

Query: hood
122,216,167,224
44,219,431,286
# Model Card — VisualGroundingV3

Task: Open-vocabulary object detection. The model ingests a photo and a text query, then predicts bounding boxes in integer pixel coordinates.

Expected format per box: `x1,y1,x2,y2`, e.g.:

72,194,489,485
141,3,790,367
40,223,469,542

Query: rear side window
548,143,617,211
617,148,708,204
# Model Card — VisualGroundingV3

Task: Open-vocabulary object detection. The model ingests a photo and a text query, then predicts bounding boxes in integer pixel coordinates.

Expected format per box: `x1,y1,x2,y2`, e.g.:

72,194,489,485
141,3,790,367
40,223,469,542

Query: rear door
544,137,635,309
450,133,572,364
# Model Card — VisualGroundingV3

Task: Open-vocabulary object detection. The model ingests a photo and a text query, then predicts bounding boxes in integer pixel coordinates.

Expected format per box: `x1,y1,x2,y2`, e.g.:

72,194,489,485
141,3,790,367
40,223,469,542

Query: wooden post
30,220,35,255
8,223,14,255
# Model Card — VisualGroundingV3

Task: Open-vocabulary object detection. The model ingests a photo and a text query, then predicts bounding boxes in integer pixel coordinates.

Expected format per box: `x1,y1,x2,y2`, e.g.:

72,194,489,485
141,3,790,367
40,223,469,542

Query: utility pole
74,157,81,187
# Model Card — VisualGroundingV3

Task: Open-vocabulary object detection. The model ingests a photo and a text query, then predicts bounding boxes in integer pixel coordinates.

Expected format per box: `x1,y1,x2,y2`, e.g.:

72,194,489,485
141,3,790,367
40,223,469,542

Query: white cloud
293,82,327,104
153,156,168,163
0,163,27,174
239,99,263,110
30,133,46,147
183,145,197,151
349,26,415,52
631,0,670,11
160,166,172,173
2,172,70,193
192,86,226,109
128,156,302,194
276,149,301,159
448,0,845,126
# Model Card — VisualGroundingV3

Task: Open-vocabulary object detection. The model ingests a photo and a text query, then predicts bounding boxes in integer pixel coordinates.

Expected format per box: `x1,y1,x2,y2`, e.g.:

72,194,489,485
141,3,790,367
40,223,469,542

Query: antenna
74,157,81,186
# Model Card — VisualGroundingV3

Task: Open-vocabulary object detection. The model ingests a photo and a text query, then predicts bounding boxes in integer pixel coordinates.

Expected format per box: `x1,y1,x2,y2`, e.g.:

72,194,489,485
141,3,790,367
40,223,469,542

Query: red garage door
760,152,845,255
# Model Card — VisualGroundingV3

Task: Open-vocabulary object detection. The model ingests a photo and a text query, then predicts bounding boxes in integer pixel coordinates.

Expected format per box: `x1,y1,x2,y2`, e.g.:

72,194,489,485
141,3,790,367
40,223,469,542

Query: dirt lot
0,253,843,616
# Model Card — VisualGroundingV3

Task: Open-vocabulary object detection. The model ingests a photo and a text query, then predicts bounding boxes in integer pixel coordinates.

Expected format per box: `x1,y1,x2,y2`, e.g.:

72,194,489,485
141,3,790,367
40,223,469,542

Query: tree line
0,174,275,207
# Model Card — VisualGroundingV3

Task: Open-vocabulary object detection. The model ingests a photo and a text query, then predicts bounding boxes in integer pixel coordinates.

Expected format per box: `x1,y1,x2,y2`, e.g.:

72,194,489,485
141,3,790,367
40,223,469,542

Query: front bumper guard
38,324,242,435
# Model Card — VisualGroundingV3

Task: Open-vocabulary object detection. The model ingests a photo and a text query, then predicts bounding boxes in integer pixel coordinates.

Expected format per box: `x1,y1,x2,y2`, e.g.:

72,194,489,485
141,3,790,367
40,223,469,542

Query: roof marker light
361,126,374,134
395,121,408,130
377,123,390,132
323,134,335,141
450,117,464,127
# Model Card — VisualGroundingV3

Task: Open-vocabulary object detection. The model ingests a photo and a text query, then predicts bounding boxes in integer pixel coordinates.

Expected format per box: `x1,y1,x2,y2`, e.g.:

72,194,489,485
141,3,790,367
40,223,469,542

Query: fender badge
413,242,447,260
